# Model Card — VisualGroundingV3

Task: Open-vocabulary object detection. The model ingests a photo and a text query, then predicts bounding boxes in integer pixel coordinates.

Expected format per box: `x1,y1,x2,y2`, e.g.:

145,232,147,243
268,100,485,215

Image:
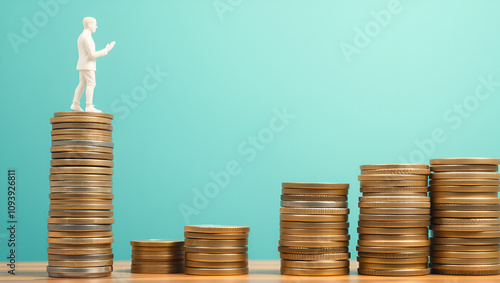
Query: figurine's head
83,17,97,33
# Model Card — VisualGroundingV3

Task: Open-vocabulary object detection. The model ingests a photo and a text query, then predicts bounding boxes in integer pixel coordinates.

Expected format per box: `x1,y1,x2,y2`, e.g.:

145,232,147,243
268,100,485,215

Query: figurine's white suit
71,17,115,113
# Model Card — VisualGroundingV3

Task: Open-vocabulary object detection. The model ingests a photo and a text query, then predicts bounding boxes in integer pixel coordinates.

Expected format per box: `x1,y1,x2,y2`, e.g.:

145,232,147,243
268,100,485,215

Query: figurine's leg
84,71,101,113
70,71,86,111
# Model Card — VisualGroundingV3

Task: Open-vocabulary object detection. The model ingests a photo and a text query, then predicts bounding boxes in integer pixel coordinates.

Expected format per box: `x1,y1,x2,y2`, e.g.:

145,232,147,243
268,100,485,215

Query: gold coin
357,227,428,235
49,243,111,249
359,234,428,241
358,240,430,247
280,228,348,235
50,181,112,187
358,220,430,228
49,204,113,210
280,253,350,261
430,251,500,258
51,145,113,153
48,237,114,245
131,261,183,267
430,179,500,186
185,252,247,262
431,237,500,245
50,167,113,174
432,230,500,238
183,238,248,247
431,172,500,179
360,208,430,215
49,210,113,217
359,263,428,270
280,214,348,222
358,268,430,276
52,152,113,160
48,231,113,238
130,239,184,247
431,266,500,276
431,164,499,172
431,211,500,218
184,225,250,233
54,112,114,119
49,174,112,181
356,246,429,253
50,199,112,205
357,256,428,264
432,218,500,225
131,266,183,274
359,214,429,221
52,135,112,142
360,180,428,187
48,218,114,225
47,248,113,255
48,259,113,267
431,225,500,232
282,182,349,189
431,244,499,252
183,246,248,253
51,129,112,136
184,232,248,240
132,250,182,256
361,186,428,193
360,164,429,170
431,257,500,265
358,202,430,208
357,252,429,258
278,240,348,248
361,168,430,175
431,197,499,204
280,267,349,276
51,159,114,167
430,191,498,198
432,203,500,210
280,195,347,201
359,196,430,202
52,122,113,131
430,158,500,165
184,260,247,268
281,259,349,269
362,192,428,197
281,200,347,208
132,246,183,252
51,116,112,124
50,187,112,194
358,175,428,181
279,234,350,241
184,267,248,275
50,193,114,200
282,188,348,195
131,254,184,261
278,246,348,254
280,221,349,229
48,254,113,260
429,185,499,192
280,207,349,215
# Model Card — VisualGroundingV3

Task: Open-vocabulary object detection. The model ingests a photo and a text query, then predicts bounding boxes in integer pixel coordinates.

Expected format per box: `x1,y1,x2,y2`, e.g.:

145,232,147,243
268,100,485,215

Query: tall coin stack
184,225,250,275
279,182,350,276
47,112,114,278
357,164,431,276
429,158,500,276
130,240,184,274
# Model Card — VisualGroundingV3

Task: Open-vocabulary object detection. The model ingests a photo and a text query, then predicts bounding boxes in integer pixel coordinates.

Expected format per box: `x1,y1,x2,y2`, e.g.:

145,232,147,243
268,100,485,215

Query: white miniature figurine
70,17,115,113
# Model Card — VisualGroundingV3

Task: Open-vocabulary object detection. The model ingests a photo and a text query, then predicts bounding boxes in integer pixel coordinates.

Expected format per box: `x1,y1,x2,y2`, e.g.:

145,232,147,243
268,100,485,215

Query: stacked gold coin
184,225,250,275
429,158,500,276
47,112,114,278
357,164,431,276
279,182,350,276
130,240,184,273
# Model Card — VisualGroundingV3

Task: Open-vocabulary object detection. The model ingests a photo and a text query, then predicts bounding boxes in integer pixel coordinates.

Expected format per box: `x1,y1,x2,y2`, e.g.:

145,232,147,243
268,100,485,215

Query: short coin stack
184,225,250,275
357,164,431,276
47,112,115,278
279,182,350,276
429,158,500,276
130,240,184,274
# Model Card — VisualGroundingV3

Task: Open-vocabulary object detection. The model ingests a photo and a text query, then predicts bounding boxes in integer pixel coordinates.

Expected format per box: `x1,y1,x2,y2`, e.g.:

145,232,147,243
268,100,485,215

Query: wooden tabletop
3,260,500,282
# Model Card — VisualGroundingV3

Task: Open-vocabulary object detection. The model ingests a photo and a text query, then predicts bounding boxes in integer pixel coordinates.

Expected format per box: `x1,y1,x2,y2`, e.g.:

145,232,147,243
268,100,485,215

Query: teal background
1,0,500,262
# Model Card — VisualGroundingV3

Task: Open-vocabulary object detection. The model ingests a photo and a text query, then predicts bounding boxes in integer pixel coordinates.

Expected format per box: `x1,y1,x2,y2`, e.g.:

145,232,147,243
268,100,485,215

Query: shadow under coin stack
279,182,350,276
130,240,184,274
184,225,250,275
357,164,431,276
47,112,115,278
429,158,500,276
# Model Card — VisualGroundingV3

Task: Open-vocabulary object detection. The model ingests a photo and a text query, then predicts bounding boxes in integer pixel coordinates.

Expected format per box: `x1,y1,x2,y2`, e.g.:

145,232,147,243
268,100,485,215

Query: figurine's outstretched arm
83,36,109,59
